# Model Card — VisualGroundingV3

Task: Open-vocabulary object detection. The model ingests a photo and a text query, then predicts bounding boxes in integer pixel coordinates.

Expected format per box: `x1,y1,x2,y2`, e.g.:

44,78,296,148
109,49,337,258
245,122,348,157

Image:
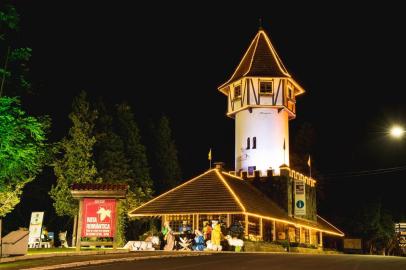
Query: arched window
253,137,257,149
246,137,250,149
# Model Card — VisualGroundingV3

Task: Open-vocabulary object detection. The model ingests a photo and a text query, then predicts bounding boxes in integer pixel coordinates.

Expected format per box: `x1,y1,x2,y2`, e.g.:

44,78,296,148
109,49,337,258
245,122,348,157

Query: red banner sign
81,198,116,237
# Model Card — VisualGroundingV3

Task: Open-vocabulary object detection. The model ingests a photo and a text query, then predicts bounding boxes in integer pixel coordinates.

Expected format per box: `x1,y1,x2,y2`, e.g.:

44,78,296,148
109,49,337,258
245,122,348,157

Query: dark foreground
73,253,406,270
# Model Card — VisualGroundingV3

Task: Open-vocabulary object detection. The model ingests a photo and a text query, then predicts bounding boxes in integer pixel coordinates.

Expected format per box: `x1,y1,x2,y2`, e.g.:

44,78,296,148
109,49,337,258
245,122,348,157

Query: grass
1,248,127,269
27,247,118,255
0,260,39,269
27,247,77,254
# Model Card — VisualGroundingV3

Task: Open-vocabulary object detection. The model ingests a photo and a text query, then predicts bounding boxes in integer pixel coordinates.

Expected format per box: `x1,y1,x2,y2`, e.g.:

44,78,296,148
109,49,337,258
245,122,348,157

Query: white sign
294,180,306,216
28,212,44,244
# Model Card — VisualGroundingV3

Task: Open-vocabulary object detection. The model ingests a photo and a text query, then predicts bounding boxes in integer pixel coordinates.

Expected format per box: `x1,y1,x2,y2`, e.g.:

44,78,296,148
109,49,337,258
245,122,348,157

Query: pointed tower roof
219,29,303,93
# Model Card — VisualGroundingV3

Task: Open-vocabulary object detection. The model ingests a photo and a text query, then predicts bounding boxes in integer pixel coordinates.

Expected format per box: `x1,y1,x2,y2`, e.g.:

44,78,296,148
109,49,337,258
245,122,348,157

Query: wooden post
259,217,263,240
319,231,323,247
72,215,77,247
113,200,120,250
299,227,302,243
192,214,195,231
75,199,83,251
309,229,312,245
272,220,276,241
226,214,231,227
196,214,199,230
161,215,166,229
245,214,249,238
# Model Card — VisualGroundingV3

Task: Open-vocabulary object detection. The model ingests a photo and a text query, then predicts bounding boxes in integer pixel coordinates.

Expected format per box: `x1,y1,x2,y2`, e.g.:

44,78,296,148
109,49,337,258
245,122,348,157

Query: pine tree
150,115,182,194
116,103,153,204
94,100,131,184
93,100,134,246
50,91,99,217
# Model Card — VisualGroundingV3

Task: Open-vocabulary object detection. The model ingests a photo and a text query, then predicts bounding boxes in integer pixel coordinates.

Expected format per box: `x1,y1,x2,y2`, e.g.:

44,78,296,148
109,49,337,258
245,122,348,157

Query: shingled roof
71,183,128,191
219,29,291,89
129,169,344,236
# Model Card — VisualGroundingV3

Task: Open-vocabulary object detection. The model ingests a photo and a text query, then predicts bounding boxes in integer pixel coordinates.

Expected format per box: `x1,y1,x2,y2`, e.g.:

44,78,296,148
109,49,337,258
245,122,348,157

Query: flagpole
209,148,212,169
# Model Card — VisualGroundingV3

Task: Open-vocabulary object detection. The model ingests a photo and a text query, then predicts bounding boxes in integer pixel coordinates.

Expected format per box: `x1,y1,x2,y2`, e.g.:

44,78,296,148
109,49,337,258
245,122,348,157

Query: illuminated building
130,28,344,248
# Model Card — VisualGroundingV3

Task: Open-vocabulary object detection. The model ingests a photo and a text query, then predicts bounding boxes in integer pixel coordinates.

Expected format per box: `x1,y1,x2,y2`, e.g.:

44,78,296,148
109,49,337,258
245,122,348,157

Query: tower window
260,82,273,95
234,85,241,99
246,137,250,149
288,87,294,99
253,137,256,149
248,166,256,176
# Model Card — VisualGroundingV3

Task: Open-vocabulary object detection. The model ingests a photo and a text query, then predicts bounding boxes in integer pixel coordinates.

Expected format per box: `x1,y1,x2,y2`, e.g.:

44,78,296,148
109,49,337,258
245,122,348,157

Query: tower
218,29,305,175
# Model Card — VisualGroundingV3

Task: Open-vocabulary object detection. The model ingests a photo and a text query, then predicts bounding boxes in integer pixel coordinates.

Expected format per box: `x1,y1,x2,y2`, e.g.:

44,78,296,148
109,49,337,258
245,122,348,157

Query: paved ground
0,251,191,269
72,253,406,270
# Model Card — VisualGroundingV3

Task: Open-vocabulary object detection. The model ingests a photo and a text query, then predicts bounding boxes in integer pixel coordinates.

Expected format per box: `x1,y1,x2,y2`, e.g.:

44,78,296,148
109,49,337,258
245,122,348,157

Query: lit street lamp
390,125,404,139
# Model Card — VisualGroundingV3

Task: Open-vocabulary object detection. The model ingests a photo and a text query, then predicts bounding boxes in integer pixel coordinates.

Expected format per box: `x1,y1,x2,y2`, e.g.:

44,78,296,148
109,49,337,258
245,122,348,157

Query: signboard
81,198,116,237
294,180,306,216
344,238,362,249
28,212,44,244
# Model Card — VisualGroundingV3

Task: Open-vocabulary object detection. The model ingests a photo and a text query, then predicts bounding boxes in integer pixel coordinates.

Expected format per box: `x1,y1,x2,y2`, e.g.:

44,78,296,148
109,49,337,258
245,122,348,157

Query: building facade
129,28,344,248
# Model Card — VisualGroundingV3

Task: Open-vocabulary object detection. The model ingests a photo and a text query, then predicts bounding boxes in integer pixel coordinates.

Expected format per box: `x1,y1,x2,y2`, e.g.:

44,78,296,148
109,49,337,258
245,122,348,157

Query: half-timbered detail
219,29,305,175
128,27,344,250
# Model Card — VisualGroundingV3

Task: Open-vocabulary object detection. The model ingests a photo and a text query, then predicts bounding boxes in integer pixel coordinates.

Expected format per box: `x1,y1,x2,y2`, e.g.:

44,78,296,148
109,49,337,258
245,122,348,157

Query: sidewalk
0,250,211,270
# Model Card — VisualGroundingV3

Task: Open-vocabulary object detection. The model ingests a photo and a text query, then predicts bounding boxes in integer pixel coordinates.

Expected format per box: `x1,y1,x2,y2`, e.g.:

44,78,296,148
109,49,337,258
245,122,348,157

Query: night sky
10,1,406,224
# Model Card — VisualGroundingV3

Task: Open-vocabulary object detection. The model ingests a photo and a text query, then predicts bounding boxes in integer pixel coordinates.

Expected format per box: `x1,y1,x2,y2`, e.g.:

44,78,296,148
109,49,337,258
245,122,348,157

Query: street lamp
390,125,404,139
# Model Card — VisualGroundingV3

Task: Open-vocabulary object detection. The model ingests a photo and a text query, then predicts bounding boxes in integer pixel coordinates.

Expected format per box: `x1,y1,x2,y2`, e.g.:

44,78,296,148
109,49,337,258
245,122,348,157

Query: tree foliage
149,115,181,194
92,101,153,245
50,91,99,217
290,122,316,172
346,201,395,254
0,4,32,97
0,97,49,217
116,103,153,203
94,100,131,184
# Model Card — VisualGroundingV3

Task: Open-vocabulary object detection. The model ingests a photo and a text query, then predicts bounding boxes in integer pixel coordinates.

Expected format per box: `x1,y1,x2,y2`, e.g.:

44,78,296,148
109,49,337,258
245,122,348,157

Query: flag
208,148,212,161
307,155,311,167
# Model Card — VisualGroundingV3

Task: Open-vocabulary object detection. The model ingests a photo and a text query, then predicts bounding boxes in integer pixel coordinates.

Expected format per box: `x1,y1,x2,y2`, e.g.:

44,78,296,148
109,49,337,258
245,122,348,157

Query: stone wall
248,169,317,222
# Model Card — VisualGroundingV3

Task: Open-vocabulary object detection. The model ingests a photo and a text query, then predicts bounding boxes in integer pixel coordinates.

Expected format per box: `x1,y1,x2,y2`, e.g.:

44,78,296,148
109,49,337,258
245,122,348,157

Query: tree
93,100,134,246
0,4,32,97
116,103,153,204
0,97,49,217
290,122,316,172
93,101,153,245
149,115,181,194
50,91,99,217
347,201,395,254
94,100,131,184
290,122,327,202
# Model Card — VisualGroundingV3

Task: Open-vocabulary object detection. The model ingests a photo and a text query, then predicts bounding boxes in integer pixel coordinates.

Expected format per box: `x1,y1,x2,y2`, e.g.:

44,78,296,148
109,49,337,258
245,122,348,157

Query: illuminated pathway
73,253,406,270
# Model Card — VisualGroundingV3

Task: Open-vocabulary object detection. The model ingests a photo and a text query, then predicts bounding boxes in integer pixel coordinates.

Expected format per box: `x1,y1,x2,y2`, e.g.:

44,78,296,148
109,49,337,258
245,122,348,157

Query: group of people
159,219,244,251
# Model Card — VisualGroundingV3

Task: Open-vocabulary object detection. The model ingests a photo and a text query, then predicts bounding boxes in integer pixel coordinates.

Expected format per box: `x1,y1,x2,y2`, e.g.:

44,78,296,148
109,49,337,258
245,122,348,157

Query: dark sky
10,1,406,221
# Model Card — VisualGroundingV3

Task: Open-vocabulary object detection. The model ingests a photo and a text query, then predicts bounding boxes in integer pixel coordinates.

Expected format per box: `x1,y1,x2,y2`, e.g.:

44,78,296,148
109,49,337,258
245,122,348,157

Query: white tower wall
235,108,289,175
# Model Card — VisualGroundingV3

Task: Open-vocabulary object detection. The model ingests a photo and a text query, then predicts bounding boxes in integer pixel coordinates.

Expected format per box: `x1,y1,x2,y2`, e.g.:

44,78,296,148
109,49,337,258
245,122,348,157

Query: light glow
216,169,247,212
390,125,404,138
128,169,214,216
129,169,344,237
